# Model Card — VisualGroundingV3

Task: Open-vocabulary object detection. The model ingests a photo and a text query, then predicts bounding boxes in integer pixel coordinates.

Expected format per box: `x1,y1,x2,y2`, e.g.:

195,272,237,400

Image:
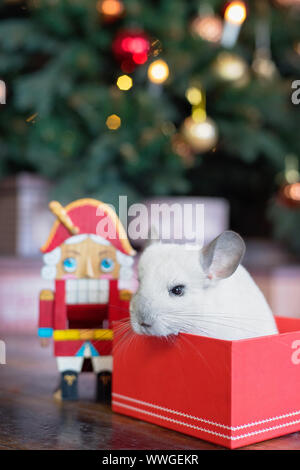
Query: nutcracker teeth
77,289,88,304
66,279,77,290
77,279,88,291
66,290,77,304
65,279,78,304
65,278,109,305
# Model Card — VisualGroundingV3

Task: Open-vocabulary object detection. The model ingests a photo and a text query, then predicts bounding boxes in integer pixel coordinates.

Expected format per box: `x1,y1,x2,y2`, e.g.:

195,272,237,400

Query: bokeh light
113,30,150,71
147,59,169,84
191,15,223,43
284,183,300,201
224,1,247,25
97,0,124,17
182,116,218,153
106,114,121,130
213,52,248,82
185,87,203,106
117,75,133,90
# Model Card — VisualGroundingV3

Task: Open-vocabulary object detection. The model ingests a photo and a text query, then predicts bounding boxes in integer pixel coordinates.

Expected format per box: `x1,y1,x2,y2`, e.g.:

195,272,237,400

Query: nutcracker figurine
38,198,135,402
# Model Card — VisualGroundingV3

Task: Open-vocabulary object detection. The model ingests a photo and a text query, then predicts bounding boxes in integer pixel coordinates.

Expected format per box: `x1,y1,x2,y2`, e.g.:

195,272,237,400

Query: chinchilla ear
200,231,246,280
144,225,160,249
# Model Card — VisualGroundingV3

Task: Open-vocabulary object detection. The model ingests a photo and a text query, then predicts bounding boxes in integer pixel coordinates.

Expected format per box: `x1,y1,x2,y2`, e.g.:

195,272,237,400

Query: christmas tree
0,0,299,251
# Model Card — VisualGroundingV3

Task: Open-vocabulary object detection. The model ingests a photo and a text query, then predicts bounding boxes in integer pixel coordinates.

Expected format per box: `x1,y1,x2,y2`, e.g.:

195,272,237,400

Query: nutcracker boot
96,371,112,404
61,370,79,401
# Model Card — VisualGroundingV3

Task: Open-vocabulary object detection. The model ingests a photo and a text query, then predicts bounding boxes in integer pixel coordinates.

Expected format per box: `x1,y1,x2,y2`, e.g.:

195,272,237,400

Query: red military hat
41,198,135,255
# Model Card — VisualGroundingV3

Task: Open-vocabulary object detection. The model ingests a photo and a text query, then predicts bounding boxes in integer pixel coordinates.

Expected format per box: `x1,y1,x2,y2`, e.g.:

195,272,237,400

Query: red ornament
112,30,150,72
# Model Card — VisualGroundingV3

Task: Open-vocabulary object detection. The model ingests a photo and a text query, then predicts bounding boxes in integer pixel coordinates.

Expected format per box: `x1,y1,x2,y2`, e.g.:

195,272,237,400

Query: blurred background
0,0,300,333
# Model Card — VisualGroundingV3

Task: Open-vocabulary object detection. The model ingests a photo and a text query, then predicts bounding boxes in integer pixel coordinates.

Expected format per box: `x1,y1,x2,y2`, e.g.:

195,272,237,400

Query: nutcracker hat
41,198,135,255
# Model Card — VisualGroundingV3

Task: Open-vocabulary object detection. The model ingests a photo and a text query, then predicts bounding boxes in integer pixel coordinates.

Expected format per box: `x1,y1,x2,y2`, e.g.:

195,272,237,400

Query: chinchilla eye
169,285,185,297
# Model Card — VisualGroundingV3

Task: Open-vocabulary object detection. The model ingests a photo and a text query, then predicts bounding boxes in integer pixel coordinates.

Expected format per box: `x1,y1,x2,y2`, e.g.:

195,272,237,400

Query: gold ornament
181,116,218,153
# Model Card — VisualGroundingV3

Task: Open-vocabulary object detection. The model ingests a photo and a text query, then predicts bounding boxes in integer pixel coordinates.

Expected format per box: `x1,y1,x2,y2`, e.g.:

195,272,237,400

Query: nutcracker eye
63,257,77,273
100,258,115,273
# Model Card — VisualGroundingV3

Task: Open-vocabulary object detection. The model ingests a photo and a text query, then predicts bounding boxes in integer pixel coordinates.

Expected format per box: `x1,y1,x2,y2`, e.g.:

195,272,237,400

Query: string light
97,0,124,19
147,59,169,84
106,114,121,130
221,1,247,48
117,75,133,90
185,87,203,106
224,1,247,24
186,85,207,123
192,108,207,123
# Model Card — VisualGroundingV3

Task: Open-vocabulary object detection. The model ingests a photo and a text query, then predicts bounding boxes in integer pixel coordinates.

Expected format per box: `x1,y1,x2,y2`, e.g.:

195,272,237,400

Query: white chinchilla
130,231,278,340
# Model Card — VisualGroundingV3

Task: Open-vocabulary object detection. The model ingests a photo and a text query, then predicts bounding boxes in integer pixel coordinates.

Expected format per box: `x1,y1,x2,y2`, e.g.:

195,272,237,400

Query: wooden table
1,335,300,450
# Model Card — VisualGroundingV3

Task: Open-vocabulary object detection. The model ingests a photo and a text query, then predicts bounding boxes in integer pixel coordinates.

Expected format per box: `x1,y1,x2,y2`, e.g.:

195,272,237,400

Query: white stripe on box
112,399,300,441
112,392,300,431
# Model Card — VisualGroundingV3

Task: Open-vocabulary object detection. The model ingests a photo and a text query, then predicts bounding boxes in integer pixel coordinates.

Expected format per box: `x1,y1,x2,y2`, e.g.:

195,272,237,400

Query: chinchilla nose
139,320,152,328
137,310,152,327
131,292,154,326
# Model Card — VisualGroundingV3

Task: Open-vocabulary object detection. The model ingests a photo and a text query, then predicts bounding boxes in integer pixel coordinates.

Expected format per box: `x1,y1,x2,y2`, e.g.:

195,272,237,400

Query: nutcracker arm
108,280,132,326
38,289,54,338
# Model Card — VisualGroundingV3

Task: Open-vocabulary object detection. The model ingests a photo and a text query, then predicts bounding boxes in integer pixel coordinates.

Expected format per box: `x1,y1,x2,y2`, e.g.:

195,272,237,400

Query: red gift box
112,316,300,449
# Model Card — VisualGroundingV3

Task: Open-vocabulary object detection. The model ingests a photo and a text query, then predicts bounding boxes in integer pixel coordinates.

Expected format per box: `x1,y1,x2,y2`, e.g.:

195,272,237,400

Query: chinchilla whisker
109,304,132,313
115,333,140,366
162,311,269,323
177,335,218,378
113,329,132,347
113,328,136,356
190,318,264,335
161,313,267,336
114,317,131,323
114,323,132,335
